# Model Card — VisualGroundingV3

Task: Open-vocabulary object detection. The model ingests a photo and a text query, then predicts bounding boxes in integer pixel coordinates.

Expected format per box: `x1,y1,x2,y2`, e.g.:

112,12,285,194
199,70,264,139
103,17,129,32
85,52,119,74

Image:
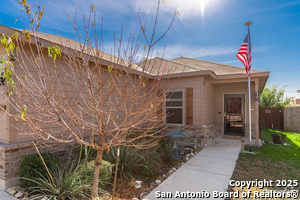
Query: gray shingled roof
1,25,268,77
143,56,268,76
171,57,267,75
2,25,145,73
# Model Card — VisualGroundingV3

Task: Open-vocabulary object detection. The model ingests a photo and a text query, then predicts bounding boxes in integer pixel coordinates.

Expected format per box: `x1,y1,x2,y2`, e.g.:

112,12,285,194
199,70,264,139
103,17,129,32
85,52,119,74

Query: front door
224,94,245,136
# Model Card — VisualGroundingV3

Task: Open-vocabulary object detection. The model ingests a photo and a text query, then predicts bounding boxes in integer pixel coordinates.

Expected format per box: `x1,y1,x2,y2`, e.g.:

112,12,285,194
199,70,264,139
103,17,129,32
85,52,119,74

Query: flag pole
245,21,252,152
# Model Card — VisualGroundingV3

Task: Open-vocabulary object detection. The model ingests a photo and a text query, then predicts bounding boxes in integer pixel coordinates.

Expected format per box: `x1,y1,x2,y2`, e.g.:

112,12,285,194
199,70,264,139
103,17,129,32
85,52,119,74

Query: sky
1,0,300,99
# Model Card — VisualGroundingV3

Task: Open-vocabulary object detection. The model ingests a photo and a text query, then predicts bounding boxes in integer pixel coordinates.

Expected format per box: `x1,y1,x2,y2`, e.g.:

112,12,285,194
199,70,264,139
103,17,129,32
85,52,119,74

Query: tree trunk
92,148,104,198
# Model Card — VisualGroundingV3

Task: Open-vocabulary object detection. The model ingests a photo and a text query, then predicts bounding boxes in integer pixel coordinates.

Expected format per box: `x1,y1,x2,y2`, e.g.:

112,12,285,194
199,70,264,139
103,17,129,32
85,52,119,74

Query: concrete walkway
145,137,241,200
0,191,16,200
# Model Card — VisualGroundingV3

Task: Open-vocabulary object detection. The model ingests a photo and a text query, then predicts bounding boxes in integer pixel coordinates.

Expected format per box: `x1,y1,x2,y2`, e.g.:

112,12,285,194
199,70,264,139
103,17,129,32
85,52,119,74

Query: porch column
255,81,259,146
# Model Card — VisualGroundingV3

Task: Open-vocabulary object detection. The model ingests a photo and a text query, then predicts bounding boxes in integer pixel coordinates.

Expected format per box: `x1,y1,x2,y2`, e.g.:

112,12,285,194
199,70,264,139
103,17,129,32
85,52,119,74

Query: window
165,90,183,124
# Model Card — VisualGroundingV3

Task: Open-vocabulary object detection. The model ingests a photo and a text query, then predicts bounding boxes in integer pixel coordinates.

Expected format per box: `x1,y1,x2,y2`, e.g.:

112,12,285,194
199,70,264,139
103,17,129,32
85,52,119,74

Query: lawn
231,128,300,190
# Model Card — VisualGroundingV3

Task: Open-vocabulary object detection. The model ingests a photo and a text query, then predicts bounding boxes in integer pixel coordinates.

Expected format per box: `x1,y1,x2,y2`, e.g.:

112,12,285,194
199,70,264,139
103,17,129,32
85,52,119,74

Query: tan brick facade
0,141,73,190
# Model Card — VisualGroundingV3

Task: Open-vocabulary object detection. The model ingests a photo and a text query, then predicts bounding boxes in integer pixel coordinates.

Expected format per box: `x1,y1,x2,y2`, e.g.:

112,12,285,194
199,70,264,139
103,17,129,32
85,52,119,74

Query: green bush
86,160,113,189
158,136,175,163
25,158,96,200
19,152,60,188
141,161,160,178
103,146,146,180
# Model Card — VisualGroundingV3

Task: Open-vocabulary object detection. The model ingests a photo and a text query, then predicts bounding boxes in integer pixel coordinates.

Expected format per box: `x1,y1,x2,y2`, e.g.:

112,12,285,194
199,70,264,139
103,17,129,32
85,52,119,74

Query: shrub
25,158,96,200
158,136,175,163
103,146,146,180
141,146,162,178
141,161,160,178
86,160,113,189
19,152,60,188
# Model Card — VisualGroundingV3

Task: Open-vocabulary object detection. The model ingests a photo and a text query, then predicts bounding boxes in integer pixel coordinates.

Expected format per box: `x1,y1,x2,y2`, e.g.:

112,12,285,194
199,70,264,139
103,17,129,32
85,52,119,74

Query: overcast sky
1,0,300,99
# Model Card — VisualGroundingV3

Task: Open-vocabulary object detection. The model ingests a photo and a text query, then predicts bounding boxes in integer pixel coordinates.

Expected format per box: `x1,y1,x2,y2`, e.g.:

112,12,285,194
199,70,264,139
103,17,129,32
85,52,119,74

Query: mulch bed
101,148,203,199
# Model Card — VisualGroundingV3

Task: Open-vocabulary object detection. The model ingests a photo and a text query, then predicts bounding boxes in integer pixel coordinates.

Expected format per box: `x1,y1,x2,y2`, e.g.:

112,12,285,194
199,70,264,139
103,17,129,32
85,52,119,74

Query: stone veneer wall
0,141,73,190
163,123,223,147
245,123,256,139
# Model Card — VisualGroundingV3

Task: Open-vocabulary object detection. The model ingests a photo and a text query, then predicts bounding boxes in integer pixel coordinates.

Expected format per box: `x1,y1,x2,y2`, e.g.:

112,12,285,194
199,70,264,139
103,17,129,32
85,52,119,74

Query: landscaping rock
155,179,161,185
186,157,189,161
168,169,173,174
140,192,146,198
145,186,150,192
150,182,156,189
186,153,190,157
15,191,25,198
13,186,22,190
100,194,110,200
172,167,176,171
162,174,167,179
8,189,17,195
191,152,195,156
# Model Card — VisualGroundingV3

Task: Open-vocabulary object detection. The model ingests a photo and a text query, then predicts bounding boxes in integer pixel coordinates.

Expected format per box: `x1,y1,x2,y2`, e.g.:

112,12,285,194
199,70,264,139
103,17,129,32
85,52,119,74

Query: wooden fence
284,107,300,132
259,107,284,130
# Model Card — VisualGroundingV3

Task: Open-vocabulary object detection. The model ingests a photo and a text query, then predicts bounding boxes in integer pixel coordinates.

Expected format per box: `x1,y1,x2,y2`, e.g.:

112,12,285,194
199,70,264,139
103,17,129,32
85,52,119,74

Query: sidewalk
145,137,241,200
0,191,16,200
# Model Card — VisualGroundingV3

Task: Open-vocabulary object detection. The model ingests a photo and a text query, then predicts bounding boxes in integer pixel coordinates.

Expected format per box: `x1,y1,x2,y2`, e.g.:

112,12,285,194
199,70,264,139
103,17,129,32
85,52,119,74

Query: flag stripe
236,33,251,77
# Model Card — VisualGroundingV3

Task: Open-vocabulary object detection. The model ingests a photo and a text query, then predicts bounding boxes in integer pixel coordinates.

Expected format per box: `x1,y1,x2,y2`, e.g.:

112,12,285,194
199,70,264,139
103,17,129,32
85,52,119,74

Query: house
0,24,269,189
289,98,300,105
147,57,269,147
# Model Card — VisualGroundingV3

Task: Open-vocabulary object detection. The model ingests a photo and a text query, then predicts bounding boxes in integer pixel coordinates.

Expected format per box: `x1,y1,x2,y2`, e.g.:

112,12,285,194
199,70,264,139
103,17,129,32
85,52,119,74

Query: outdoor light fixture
134,180,142,200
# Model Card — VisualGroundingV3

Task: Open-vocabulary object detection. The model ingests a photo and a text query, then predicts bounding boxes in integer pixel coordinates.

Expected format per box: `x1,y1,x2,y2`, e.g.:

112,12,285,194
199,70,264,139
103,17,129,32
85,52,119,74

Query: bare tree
0,0,177,197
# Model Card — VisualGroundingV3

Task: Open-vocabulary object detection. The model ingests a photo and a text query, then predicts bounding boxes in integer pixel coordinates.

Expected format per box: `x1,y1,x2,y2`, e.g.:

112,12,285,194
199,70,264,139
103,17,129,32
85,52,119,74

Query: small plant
103,146,146,180
141,161,160,178
158,136,175,163
24,158,97,200
86,160,113,189
73,144,97,161
19,152,60,188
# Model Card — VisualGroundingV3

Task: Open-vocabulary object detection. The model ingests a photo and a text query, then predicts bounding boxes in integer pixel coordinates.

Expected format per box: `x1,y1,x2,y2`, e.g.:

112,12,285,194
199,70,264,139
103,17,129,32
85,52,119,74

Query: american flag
237,33,251,77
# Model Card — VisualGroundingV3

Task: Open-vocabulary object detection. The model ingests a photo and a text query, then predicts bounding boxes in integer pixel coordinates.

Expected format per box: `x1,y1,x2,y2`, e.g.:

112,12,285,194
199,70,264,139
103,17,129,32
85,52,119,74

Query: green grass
231,128,300,189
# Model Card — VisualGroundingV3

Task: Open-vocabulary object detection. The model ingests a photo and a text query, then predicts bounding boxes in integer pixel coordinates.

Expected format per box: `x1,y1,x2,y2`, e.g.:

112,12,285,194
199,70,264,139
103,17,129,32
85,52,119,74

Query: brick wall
0,141,74,190
163,123,223,147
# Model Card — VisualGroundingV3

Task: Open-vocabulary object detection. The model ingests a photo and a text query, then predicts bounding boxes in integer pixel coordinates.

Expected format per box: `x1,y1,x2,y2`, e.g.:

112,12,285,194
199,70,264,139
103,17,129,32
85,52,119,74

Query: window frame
164,89,185,125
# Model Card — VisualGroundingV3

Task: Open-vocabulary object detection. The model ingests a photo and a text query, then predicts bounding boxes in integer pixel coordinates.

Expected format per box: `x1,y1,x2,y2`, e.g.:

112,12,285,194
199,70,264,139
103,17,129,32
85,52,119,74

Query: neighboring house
0,24,270,189
289,98,300,105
